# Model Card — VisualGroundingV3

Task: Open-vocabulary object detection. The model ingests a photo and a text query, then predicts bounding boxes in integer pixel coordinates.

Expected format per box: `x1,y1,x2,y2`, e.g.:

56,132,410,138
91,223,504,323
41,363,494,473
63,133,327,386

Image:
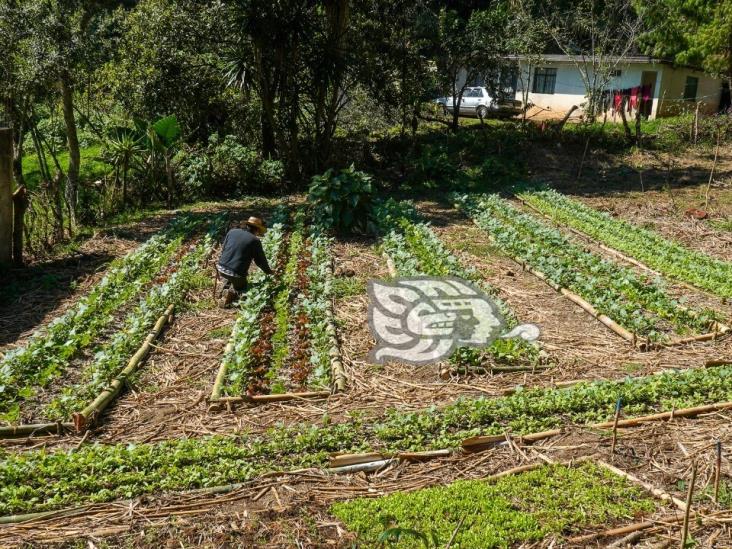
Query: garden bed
0,214,227,435
211,211,339,406
455,193,728,348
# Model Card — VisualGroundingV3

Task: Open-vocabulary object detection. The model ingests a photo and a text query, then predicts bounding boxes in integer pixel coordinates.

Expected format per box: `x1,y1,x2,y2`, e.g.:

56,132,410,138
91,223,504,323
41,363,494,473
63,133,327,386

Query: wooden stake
611,397,622,456
0,422,75,439
714,440,722,504
679,460,697,549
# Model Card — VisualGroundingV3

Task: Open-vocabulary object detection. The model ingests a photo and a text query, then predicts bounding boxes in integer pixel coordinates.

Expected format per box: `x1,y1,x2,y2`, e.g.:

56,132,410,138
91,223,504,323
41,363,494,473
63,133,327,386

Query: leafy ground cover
518,187,732,298
455,193,718,342
375,199,538,366
331,462,657,548
0,214,204,424
43,215,227,420
2,363,731,515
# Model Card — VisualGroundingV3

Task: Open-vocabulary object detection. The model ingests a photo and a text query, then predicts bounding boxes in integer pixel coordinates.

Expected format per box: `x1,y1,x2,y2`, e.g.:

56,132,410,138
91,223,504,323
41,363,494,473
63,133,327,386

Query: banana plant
134,115,182,207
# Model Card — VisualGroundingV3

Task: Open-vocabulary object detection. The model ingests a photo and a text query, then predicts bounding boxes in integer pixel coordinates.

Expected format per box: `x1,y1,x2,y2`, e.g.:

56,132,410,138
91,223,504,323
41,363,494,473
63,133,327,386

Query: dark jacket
217,228,273,278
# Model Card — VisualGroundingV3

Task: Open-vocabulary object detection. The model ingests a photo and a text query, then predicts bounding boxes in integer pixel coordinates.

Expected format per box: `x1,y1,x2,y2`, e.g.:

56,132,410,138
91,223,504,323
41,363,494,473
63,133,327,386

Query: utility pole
0,128,14,264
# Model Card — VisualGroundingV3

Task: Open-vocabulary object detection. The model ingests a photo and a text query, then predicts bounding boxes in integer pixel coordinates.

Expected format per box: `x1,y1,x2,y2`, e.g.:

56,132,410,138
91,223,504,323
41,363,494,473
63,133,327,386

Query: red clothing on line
629,86,639,111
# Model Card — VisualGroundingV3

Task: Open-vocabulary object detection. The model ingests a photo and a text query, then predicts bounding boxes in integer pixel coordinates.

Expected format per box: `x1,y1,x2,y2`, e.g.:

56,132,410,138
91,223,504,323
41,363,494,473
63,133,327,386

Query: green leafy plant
308,165,376,234
518,187,732,299
454,193,719,342
332,462,657,548
374,198,539,366
0,214,203,423
1,364,731,515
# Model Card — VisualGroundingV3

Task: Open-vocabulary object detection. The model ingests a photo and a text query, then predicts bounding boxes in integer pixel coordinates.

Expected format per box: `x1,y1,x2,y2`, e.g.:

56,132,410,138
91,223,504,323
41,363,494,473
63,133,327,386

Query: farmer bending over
217,216,272,307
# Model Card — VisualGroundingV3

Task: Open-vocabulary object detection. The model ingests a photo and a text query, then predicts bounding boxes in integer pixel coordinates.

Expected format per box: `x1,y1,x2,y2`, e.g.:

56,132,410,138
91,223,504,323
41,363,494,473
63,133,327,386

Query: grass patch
207,325,233,340
331,462,657,548
23,144,108,189
332,276,365,298
710,218,732,232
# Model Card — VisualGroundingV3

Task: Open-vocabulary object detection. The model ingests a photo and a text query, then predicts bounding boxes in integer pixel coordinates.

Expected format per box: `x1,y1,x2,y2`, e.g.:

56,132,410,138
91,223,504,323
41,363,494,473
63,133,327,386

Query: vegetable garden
0,213,226,434
1,188,731,546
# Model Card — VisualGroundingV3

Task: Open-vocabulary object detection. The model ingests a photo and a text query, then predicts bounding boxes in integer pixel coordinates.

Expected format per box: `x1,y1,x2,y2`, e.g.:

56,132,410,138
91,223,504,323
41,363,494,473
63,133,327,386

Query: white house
472,55,729,120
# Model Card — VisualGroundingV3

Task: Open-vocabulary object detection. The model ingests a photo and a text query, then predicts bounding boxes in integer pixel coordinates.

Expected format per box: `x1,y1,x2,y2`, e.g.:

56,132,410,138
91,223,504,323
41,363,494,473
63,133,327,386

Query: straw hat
245,216,267,235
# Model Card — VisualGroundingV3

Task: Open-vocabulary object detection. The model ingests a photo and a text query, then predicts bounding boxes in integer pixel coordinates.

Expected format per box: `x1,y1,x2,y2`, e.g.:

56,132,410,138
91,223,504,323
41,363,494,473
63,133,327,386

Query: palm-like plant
104,127,144,206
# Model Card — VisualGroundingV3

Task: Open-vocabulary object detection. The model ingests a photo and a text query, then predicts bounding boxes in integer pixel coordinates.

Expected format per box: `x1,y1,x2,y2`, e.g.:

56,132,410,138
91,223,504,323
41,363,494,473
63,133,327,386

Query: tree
507,0,549,126
543,0,644,122
433,4,514,131
638,1,732,86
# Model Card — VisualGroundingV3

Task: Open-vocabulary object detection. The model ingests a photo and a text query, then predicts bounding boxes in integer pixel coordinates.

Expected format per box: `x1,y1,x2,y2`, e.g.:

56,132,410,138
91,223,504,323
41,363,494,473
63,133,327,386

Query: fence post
0,128,14,265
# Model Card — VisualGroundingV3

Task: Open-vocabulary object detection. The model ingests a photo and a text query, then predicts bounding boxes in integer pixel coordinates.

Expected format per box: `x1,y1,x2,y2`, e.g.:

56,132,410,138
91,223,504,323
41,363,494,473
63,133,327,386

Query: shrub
308,165,376,234
178,134,285,198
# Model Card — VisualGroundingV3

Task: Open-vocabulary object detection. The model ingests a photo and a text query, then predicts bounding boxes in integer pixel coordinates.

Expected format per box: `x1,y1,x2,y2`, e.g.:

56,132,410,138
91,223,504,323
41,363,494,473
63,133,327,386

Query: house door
719,82,730,113
640,71,657,118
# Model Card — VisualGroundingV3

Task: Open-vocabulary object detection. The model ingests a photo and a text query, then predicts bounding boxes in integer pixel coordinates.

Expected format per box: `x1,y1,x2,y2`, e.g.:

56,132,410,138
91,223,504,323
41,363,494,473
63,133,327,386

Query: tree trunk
165,155,174,208
0,129,13,264
619,97,633,142
60,71,80,228
12,185,27,266
12,121,24,188
122,155,128,206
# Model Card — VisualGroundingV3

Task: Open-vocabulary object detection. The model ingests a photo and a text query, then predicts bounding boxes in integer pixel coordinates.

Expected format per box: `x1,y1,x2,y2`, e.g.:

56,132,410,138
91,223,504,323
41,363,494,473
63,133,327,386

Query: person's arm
253,239,273,274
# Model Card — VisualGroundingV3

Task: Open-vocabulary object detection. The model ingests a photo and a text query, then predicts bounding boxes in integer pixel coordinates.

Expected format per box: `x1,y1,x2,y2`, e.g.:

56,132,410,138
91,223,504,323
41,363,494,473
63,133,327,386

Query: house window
684,76,699,101
610,69,622,77
532,68,557,94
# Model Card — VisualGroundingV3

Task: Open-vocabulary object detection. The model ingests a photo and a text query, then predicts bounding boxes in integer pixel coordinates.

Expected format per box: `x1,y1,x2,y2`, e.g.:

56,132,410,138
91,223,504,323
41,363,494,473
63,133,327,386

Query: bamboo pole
595,459,687,511
399,449,452,461
210,342,232,401
329,458,397,474
210,390,331,405
462,401,732,450
330,452,387,468
72,304,175,432
0,506,91,525
0,422,74,439
488,231,638,345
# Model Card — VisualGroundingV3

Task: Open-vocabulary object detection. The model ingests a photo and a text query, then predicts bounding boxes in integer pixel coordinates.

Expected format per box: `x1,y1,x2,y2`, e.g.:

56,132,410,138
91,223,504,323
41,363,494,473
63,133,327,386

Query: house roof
506,54,708,73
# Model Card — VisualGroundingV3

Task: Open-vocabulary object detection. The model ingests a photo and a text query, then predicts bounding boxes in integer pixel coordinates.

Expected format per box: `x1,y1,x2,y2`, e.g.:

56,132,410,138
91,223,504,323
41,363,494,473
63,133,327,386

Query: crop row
518,187,732,298
2,363,731,514
42,215,228,421
221,208,289,396
0,214,203,423
454,193,718,341
375,199,538,365
219,211,335,397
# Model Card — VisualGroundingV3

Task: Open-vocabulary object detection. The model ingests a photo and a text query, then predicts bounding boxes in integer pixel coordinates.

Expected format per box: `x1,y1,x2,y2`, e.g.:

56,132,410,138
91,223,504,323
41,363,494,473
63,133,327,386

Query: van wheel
477,105,488,119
